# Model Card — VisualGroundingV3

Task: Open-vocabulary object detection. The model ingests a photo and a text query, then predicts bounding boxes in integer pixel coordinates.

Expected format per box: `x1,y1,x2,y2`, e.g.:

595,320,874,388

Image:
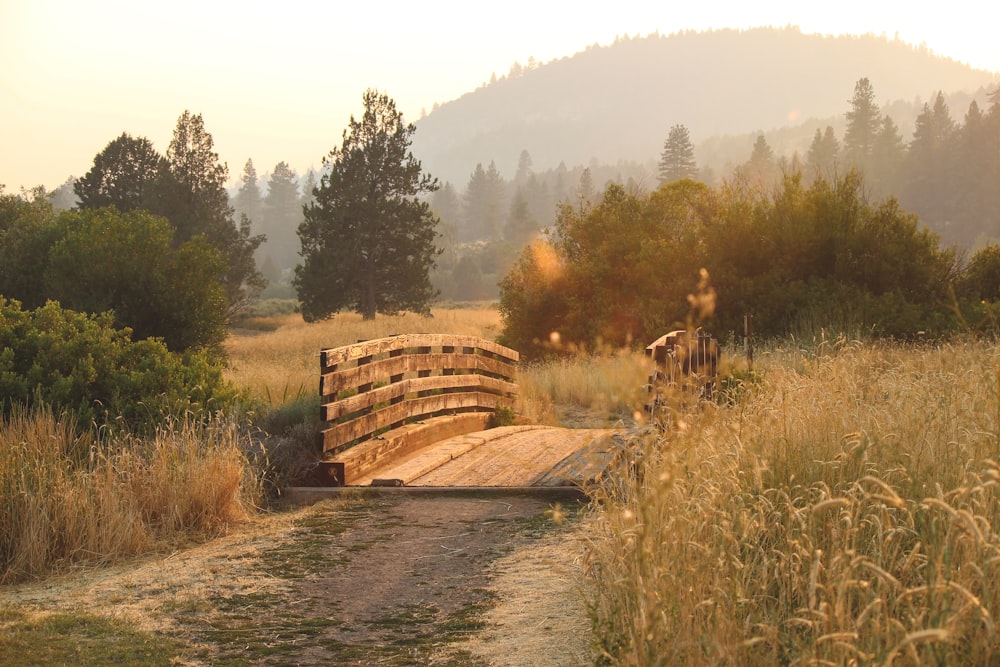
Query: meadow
228,308,1000,662
585,337,1000,664
5,305,1000,663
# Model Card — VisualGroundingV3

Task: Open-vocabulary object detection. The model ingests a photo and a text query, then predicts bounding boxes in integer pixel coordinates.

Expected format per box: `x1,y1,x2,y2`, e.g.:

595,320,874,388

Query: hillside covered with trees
411,27,997,185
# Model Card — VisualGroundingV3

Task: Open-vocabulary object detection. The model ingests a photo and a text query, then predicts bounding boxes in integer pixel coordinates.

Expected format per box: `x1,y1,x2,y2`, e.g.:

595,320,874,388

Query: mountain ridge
411,27,998,184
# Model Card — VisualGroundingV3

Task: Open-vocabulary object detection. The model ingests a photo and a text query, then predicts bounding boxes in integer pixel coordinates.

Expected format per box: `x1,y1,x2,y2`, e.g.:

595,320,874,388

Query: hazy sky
2,0,997,193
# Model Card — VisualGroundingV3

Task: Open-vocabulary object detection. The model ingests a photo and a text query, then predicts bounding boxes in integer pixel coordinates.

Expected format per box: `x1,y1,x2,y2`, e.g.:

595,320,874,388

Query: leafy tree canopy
0,196,229,352
500,171,962,358
0,297,237,431
74,132,162,212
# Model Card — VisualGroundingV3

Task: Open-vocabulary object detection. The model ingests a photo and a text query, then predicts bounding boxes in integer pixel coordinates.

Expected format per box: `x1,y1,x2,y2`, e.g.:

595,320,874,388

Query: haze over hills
411,27,999,185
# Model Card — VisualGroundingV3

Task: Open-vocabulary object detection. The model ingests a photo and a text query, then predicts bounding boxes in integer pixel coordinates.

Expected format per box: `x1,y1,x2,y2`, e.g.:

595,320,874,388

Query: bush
0,298,239,432
0,199,230,352
499,173,960,355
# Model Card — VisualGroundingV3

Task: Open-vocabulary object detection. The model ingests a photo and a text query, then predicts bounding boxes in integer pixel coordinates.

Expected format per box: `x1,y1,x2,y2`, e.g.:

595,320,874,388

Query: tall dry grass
517,351,651,426
225,307,502,403
583,339,1000,664
0,407,261,583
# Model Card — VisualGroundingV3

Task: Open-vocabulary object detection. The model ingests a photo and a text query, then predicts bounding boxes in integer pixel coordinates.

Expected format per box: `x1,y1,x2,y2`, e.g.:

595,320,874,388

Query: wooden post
744,313,754,367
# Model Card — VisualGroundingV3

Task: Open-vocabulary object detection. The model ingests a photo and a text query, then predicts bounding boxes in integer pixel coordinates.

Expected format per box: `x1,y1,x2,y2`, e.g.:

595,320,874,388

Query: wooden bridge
299,334,622,494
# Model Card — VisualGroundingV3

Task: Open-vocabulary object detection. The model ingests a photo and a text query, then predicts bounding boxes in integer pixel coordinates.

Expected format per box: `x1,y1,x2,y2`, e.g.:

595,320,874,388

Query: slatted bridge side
317,334,519,485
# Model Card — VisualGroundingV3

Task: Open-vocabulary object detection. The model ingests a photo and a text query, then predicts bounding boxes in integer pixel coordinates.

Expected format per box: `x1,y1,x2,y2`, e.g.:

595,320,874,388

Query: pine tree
463,161,506,241
233,158,264,232
952,99,1000,243
295,90,439,321
741,134,779,189
514,149,533,187
157,111,265,314
577,167,595,207
806,126,840,180
658,124,698,184
263,161,301,272
869,116,906,198
902,92,957,233
504,189,537,245
843,78,882,172
299,168,318,210
431,182,462,270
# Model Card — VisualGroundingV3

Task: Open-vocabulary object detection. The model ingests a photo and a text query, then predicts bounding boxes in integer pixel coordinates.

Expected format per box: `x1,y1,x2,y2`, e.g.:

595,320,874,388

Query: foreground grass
0,608,185,667
0,409,261,584
584,339,1000,664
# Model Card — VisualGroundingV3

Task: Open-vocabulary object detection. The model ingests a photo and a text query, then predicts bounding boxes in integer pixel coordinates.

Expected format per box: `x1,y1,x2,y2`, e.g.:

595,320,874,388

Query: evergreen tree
462,161,506,241
983,91,1000,236
524,172,553,230
263,161,301,272
431,182,462,270
806,126,840,181
741,134,779,189
74,132,162,212
47,176,78,211
504,188,537,245
577,167,595,207
232,158,264,233
902,92,957,234
843,77,882,171
299,168,318,210
869,115,906,198
514,149,533,187
658,124,698,184
953,99,1000,243
295,89,439,321
157,111,265,314
552,161,570,204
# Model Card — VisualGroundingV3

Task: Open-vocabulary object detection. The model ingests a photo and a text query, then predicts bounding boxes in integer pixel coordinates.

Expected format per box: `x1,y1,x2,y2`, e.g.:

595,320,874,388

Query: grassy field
7,305,1000,663
584,338,1000,664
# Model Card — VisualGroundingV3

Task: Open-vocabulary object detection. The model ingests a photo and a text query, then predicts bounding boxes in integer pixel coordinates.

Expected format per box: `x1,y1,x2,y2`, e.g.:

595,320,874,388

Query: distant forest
38,28,1000,303
424,77,1000,301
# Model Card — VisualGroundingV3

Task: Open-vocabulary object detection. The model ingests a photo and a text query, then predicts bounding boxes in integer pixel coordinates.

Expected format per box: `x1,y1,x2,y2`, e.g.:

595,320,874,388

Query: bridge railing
317,334,519,484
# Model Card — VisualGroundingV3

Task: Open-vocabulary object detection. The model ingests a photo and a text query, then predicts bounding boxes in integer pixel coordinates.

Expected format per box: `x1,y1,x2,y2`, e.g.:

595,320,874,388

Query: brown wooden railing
317,334,519,485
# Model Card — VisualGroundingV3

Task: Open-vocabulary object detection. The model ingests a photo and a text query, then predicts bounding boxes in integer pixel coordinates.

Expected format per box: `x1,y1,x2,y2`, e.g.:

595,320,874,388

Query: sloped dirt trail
1,492,593,666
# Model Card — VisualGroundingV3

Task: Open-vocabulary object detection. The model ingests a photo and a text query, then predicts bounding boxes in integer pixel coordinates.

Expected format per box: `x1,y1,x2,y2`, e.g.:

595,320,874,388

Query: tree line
429,77,1000,304
1,111,263,353
498,170,1000,359
656,79,1000,249
7,78,999,355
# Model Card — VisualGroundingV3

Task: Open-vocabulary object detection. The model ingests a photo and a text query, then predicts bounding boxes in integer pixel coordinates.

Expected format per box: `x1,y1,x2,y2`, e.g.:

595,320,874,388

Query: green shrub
487,405,518,428
0,199,230,352
0,298,239,431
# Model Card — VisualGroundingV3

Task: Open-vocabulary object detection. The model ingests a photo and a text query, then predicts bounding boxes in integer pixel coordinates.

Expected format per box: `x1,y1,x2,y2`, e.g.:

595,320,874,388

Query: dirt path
0,492,594,666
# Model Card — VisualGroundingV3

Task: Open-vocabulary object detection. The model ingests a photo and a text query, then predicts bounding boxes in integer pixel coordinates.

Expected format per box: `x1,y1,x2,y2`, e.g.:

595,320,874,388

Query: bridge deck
352,425,622,487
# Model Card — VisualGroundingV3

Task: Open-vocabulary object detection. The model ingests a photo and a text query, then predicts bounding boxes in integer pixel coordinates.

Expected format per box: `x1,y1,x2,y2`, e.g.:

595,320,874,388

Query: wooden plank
320,352,516,397
409,428,618,487
322,391,511,452
322,375,518,421
332,413,492,484
321,334,518,369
